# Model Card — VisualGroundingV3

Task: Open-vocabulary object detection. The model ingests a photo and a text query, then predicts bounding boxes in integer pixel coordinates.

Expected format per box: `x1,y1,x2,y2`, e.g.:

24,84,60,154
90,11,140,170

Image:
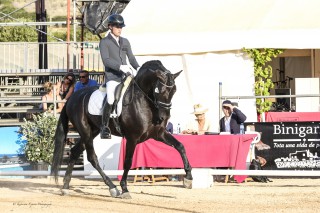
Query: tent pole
219,82,222,122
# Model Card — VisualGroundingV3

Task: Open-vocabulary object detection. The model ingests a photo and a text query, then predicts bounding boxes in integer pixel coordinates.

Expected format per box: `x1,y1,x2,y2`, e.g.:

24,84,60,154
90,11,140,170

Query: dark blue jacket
219,108,247,134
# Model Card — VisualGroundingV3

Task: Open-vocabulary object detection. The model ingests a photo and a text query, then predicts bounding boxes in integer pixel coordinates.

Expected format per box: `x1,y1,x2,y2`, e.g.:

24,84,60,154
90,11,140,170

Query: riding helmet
107,14,125,28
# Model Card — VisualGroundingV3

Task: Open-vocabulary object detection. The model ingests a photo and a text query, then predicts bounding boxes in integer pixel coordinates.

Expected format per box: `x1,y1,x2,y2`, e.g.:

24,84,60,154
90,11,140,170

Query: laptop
204,132,220,135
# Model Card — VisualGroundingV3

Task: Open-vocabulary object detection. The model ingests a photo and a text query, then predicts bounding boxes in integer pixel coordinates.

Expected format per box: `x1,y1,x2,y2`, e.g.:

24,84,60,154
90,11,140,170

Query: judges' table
118,134,256,183
265,112,320,122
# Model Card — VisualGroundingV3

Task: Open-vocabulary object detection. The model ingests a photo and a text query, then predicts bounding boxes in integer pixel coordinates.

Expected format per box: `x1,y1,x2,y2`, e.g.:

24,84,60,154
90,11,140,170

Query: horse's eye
154,87,159,93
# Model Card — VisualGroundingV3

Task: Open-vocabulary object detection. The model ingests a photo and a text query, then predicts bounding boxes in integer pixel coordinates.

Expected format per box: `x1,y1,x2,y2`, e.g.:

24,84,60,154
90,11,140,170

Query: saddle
99,75,133,116
97,76,133,136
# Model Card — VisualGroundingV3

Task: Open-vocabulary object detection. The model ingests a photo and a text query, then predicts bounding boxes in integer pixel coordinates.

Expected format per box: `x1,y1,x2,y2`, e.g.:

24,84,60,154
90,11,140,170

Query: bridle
153,79,175,110
131,72,175,110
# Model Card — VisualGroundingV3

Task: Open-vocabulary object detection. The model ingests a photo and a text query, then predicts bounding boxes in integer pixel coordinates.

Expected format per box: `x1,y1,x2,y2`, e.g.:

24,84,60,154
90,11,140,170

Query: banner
246,122,320,170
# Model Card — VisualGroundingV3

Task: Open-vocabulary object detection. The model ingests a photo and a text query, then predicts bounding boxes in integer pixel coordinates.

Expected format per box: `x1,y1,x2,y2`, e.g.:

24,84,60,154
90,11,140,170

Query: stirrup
100,126,111,139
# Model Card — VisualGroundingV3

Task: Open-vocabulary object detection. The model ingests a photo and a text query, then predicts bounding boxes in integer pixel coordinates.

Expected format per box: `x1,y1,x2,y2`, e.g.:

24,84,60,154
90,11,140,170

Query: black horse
51,60,193,199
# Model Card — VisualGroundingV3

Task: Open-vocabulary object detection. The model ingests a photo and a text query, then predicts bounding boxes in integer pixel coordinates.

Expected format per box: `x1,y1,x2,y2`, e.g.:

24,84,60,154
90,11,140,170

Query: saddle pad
88,78,132,116
88,90,106,116
88,90,125,116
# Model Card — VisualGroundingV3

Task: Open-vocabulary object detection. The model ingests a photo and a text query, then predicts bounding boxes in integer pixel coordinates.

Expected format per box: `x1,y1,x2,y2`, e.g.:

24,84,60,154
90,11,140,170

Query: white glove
120,65,131,73
131,68,137,77
129,66,140,77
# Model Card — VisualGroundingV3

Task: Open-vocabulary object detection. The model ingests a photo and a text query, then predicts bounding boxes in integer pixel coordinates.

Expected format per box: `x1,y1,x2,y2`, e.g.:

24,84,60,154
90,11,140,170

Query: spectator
219,100,247,134
74,70,98,92
182,104,213,135
56,72,75,101
40,82,63,114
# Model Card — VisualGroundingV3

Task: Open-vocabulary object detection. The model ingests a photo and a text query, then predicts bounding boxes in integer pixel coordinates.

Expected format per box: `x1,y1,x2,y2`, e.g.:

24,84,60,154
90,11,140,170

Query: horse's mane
136,60,170,79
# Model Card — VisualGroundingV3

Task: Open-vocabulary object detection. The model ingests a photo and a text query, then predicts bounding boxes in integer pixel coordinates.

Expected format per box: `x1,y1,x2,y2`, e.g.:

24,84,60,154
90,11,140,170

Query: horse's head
152,69,182,110
134,60,182,123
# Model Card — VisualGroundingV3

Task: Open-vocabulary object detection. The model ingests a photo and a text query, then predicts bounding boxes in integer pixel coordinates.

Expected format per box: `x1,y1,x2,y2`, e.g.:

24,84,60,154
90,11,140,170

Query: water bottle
291,102,296,112
240,123,245,134
177,123,181,134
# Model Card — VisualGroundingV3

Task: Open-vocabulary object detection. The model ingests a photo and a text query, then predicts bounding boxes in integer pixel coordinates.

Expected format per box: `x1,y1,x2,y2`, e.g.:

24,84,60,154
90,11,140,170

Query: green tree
0,24,38,42
0,0,35,21
1,0,100,42
243,48,283,119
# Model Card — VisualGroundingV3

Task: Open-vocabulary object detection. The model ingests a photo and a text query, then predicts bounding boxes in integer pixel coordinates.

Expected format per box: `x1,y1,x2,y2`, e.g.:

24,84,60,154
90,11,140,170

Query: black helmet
107,14,125,28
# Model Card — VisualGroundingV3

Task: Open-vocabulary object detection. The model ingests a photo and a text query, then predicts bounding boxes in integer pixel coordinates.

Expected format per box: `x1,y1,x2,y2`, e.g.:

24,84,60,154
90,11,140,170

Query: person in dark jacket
219,100,247,134
99,14,140,139
215,100,247,183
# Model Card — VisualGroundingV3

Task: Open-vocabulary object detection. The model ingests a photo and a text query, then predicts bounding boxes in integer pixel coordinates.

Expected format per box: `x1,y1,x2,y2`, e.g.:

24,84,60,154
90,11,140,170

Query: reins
130,75,174,110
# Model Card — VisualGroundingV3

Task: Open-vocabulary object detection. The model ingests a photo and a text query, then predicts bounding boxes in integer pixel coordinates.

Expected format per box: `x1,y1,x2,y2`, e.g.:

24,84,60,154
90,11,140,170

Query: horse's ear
173,70,183,79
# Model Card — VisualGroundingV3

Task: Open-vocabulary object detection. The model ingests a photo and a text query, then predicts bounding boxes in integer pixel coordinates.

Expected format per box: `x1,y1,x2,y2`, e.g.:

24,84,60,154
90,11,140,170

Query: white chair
244,131,261,183
224,131,261,183
245,131,261,166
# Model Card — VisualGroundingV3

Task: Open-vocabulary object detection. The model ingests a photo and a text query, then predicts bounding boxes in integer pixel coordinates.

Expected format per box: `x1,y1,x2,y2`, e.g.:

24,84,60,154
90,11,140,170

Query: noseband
153,80,175,110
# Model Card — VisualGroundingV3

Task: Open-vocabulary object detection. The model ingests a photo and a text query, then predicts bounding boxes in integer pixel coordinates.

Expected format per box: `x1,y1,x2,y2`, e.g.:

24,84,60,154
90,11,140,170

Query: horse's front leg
162,133,193,188
119,139,136,199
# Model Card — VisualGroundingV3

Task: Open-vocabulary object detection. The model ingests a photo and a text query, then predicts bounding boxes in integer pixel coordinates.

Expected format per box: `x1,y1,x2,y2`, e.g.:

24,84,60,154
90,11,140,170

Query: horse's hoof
183,178,192,189
109,187,121,198
61,189,70,196
119,192,132,199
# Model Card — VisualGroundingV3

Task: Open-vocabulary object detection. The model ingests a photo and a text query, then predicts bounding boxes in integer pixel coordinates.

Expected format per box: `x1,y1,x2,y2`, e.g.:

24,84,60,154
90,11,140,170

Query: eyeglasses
79,76,87,79
223,106,230,110
66,77,73,81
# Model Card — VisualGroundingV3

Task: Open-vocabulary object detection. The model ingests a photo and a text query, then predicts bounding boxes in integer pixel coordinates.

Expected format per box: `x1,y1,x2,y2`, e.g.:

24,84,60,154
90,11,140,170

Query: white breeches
106,80,120,104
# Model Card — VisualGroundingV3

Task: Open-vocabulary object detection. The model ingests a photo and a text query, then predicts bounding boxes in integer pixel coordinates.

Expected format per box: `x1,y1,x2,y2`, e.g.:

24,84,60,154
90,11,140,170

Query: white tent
123,0,320,55
85,0,320,174
119,0,320,130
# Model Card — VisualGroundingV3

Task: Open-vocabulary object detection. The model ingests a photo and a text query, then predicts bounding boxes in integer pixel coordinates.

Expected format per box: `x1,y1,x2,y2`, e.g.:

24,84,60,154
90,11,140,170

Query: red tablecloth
265,112,320,122
118,134,256,183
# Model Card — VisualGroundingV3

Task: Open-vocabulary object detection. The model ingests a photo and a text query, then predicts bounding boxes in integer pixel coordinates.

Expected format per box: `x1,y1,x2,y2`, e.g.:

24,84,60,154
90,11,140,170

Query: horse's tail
51,106,69,183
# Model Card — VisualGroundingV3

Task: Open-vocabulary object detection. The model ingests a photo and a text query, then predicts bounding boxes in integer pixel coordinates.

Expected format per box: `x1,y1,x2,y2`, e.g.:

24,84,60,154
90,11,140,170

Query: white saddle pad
88,76,132,116
88,90,123,116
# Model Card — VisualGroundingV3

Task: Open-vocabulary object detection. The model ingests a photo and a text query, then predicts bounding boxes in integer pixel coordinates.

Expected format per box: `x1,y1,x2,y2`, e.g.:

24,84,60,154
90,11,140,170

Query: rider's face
110,25,122,37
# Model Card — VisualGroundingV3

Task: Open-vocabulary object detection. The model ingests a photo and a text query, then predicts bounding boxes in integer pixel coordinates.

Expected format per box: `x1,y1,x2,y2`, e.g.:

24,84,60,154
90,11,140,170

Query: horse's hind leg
62,141,84,194
85,140,120,198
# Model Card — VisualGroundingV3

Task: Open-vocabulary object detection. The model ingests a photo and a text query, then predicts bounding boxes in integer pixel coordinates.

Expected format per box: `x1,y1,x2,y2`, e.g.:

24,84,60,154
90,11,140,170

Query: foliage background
0,0,99,42
243,48,283,116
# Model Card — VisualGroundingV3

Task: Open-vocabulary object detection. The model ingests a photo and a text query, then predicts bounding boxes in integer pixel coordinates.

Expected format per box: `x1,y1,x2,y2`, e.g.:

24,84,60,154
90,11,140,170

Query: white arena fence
0,41,103,73
1,169,320,177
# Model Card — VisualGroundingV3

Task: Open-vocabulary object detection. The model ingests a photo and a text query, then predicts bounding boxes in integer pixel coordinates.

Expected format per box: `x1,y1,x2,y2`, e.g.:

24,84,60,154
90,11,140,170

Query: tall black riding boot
100,102,112,139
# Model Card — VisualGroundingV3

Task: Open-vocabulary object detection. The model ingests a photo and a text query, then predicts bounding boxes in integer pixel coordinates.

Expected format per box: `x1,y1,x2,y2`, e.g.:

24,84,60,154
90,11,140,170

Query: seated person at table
219,100,246,134
182,104,213,135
